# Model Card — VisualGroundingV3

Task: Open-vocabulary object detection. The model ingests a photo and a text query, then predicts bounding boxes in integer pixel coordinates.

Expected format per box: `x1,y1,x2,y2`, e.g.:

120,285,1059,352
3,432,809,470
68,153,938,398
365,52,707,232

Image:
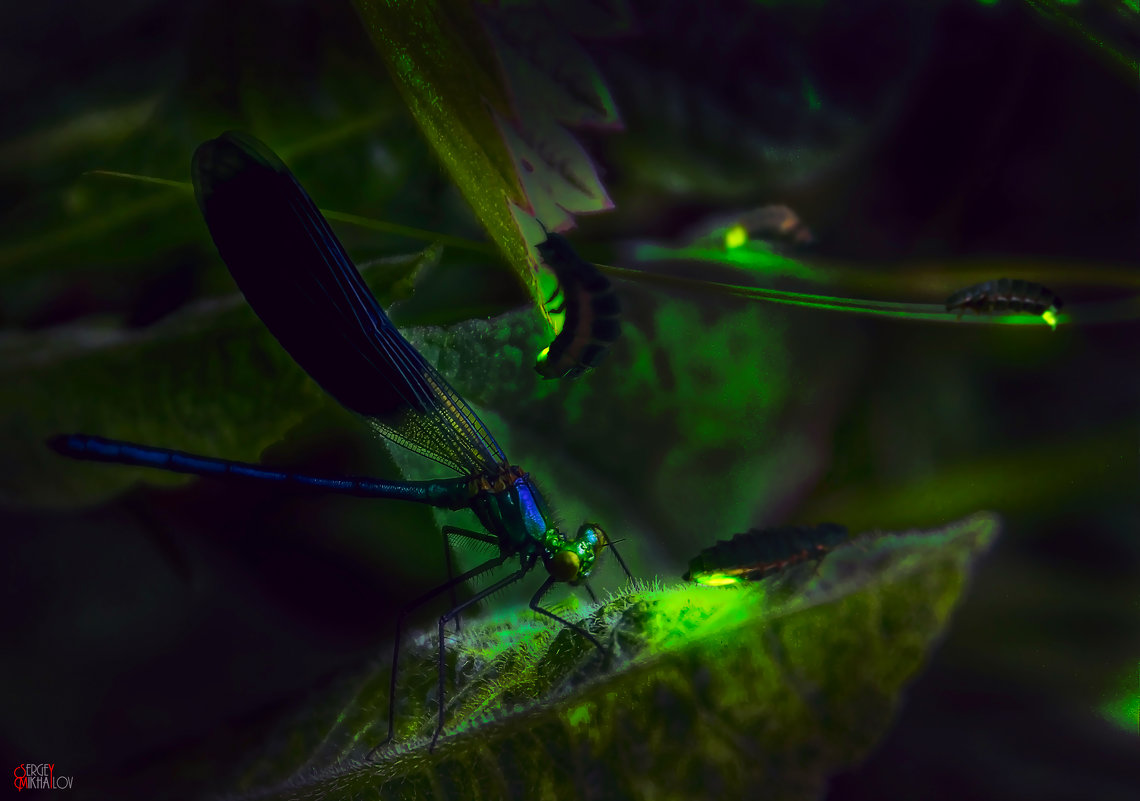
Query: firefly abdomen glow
534,231,621,380
945,278,1063,317
684,523,849,587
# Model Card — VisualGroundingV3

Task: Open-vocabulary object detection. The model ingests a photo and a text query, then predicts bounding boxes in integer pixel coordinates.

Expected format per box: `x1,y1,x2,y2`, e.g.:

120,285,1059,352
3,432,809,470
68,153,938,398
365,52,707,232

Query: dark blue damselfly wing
192,132,506,476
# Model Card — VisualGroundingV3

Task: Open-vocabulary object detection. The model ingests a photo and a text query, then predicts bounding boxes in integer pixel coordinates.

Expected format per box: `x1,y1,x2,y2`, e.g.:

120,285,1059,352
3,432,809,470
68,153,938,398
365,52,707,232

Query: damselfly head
542,522,608,583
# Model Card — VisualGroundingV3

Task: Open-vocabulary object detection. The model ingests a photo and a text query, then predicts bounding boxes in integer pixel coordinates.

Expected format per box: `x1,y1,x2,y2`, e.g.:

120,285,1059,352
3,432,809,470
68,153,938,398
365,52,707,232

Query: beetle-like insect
534,228,622,380
683,523,849,587
945,278,1063,321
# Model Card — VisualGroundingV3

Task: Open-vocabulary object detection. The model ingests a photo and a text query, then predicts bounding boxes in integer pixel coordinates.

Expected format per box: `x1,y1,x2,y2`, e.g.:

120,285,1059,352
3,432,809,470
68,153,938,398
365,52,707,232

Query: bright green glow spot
694,572,742,587
1127,0,1139,11
537,346,550,359
725,224,748,249
1041,309,1058,330
1099,690,1139,732
1098,667,1139,733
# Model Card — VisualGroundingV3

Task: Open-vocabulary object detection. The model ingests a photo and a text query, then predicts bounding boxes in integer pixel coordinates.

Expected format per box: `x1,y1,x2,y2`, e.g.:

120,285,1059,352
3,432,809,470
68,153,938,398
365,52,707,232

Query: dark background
1,1,1137,799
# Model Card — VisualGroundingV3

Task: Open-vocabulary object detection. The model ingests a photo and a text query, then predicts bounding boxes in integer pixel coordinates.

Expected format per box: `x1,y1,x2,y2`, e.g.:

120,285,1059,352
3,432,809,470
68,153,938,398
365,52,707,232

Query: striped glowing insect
945,278,1063,329
722,204,814,250
684,524,848,587
534,226,622,380
49,131,632,752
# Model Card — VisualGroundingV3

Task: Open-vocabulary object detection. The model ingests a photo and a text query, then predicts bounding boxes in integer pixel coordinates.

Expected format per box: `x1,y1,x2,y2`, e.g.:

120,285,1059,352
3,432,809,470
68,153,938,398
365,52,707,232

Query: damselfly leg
441,525,498,634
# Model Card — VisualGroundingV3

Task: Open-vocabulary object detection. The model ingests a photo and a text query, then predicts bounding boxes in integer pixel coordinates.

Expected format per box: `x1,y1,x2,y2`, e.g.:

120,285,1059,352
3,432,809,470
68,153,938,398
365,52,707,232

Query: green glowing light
1099,690,1139,733
1041,309,1058,330
725,224,748,250
694,572,742,587
631,243,822,282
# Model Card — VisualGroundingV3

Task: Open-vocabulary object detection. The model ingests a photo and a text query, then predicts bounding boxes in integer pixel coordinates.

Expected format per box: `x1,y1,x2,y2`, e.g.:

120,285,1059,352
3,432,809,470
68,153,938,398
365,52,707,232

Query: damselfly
49,131,632,751
684,523,848,586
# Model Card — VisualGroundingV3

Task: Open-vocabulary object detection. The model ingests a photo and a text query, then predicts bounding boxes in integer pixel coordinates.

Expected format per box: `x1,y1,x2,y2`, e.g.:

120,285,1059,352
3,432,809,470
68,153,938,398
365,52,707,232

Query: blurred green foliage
1,1,1136,800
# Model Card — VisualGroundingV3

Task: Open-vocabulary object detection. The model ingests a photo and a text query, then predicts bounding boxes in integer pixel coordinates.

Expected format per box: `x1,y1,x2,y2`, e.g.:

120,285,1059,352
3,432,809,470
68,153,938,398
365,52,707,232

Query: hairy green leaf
219,513,998,800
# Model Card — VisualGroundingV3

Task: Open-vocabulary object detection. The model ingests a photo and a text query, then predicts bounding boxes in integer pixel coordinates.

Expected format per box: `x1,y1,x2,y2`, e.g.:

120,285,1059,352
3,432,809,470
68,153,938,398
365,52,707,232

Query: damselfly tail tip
45,433,78,455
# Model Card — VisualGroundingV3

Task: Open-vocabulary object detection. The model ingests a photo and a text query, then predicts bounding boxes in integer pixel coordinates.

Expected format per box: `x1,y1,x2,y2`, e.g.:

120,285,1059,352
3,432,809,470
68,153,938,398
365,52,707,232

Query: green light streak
599,262,1070,327
634,242,822,282
75,170,1135,329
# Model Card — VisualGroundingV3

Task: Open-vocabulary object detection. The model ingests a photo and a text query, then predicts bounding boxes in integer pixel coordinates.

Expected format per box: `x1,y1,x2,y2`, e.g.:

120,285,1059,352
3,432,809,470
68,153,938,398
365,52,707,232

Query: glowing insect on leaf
946,278,1064,330
533,222,622,380
684,523,849,587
